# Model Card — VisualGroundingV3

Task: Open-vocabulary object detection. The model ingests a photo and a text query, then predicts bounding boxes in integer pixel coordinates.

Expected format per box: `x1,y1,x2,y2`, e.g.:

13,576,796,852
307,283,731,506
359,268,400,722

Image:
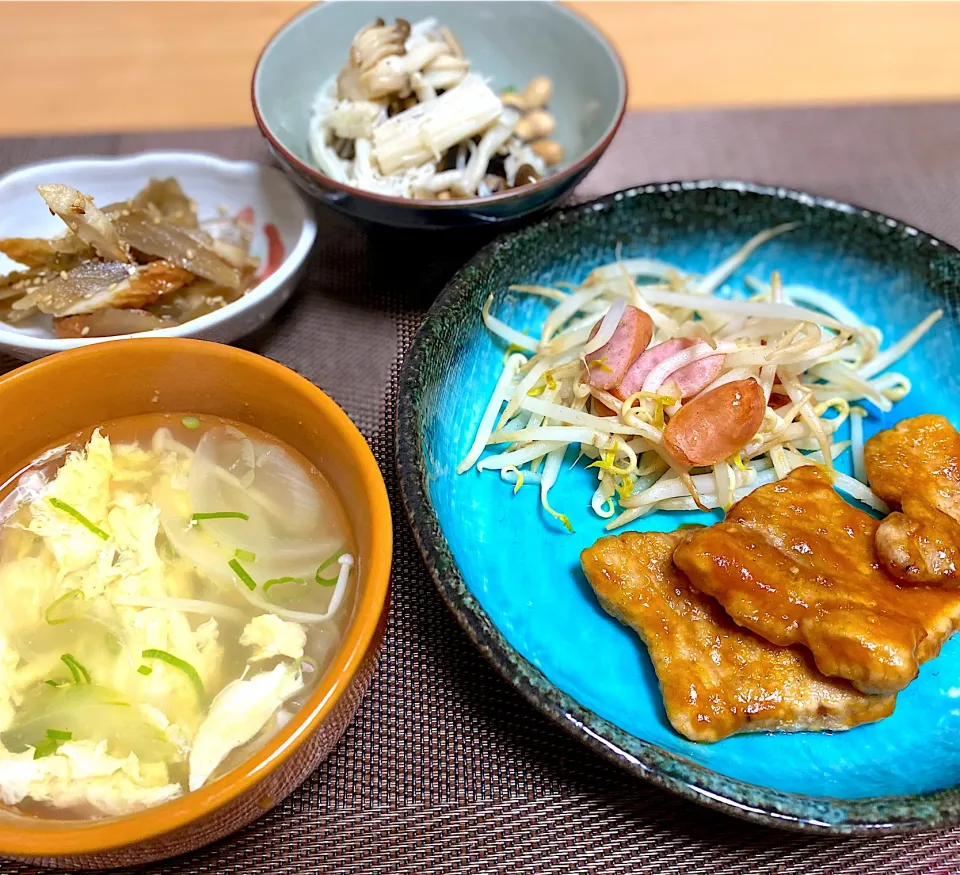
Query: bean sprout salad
458,225,943,531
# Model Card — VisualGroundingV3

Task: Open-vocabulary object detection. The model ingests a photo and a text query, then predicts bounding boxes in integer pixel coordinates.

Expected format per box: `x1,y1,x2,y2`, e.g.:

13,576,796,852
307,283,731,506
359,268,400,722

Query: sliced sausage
662,378,766,467
614,337,725,401
590,396,617,418
586,305,653,390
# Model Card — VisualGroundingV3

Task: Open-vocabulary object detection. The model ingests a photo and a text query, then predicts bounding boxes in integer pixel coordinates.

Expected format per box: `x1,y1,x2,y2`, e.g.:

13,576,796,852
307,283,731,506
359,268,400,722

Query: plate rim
395,180,960,835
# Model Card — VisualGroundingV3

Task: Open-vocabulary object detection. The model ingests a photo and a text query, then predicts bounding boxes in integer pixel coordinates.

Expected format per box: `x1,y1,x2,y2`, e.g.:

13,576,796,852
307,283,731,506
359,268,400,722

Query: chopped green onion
60,653,91,684
677,523,707,530
33,738,62,759
45,729,72,741
141,649,204,700
192,511,249,522
315,549,345,585
137,665,153,676
44,589,84,625
234,549,256,562
263,577,305,594
228,558,257,591
44,680,64,688
502,84,516,93
48,497,109,541
181,415,201,429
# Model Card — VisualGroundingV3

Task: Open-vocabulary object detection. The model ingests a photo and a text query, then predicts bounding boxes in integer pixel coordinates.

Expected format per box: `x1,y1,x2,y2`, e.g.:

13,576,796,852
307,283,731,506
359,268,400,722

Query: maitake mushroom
335,17,470,103
336,18,410,100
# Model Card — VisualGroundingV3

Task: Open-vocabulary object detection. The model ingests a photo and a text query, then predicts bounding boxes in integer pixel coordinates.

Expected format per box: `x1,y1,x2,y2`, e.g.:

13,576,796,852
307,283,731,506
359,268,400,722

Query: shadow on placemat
3,109,960,873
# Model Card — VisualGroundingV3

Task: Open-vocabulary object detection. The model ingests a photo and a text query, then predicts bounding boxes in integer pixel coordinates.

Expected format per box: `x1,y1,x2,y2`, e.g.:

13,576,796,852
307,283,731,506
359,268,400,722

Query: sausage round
614,337,725,401
586,305,653,390
662,378,766,467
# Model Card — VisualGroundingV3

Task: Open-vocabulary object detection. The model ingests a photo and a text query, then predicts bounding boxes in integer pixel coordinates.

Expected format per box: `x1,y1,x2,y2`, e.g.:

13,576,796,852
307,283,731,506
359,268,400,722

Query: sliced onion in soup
155,477,233,584
2,684,178,763
186,428,340,574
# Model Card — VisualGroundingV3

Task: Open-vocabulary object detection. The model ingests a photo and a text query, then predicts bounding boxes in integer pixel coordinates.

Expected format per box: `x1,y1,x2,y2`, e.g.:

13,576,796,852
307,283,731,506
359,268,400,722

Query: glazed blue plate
396,182,960,834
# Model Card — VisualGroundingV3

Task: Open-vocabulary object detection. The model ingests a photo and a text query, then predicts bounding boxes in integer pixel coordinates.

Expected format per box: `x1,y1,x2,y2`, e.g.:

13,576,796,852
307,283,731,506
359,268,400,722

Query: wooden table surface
2,1,959,137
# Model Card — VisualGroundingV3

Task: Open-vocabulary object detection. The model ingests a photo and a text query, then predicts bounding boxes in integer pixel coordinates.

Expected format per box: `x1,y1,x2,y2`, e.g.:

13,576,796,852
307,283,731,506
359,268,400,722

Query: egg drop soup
0,413,355,818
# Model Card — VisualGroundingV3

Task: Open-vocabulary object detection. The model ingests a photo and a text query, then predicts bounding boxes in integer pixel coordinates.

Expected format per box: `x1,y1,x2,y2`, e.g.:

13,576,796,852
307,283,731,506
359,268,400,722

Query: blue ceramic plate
396,182,960,834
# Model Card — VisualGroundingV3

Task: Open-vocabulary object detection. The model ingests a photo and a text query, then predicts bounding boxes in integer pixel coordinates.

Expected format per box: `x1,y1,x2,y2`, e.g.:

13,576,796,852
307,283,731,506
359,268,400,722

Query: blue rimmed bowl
396,181,960,834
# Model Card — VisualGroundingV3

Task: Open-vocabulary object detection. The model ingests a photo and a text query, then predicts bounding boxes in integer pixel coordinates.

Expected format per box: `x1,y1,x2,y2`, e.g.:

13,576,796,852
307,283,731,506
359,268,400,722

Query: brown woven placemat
4,103,960,874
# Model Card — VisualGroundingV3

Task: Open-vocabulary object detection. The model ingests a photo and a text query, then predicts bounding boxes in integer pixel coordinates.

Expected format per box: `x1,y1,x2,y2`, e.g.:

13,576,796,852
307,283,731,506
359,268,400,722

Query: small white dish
0,151,317,360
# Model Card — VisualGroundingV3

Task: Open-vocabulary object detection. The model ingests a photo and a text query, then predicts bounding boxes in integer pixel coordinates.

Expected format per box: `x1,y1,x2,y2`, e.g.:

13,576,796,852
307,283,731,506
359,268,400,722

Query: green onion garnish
48,498,109,541
60,653,91,684
33,738,62,760
44,680,64,688
192,512,249,522
228,558,257,591
44,589,84,625
45,729,72,741
137,665,153,676
315,549,345,586
263,576,305,594
235,549,256,562
181,416,201,429
141,649,204,700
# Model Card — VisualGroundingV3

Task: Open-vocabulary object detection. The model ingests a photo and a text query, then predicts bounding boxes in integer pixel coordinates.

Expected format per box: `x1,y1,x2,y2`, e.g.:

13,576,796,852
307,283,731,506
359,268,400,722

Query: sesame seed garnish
81,327,90,336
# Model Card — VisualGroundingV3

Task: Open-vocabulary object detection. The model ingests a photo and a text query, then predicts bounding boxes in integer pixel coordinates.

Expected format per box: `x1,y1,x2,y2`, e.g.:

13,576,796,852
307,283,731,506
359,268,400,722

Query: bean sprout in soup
0,414,355,818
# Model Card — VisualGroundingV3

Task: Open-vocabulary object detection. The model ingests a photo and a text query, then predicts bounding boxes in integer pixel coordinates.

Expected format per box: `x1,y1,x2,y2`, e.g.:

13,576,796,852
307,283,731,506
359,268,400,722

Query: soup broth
0,413,355,819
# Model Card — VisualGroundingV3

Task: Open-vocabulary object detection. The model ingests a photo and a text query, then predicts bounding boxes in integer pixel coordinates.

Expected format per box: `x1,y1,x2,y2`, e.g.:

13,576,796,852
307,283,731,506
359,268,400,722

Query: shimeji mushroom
409,71,437,104
531,139,564,166
452,111,519,196
504,148,547,187
421,52,470,91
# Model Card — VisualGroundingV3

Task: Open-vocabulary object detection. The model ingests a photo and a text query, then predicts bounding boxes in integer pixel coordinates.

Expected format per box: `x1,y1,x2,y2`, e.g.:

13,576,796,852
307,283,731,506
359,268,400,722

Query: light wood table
1,1,959,137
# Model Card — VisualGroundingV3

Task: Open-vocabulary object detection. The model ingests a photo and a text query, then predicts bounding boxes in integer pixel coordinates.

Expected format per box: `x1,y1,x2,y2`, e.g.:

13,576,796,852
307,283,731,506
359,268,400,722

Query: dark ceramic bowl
252,1,626,230
397,181,960,834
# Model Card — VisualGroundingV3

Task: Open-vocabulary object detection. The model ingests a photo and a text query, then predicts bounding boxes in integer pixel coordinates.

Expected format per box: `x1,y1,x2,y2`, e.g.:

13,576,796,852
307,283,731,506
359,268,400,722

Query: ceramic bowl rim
395,179,960,836
0,151,318,354
0,338,392,857
251,1,628,212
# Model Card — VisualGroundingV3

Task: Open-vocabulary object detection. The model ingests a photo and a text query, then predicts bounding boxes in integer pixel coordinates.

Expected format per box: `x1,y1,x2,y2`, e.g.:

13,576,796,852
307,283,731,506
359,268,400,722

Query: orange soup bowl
0,339,392,868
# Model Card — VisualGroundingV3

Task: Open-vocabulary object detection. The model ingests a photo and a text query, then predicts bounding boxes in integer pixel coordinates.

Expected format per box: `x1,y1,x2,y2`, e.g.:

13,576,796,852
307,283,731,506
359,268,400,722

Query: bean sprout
460,227,941,529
